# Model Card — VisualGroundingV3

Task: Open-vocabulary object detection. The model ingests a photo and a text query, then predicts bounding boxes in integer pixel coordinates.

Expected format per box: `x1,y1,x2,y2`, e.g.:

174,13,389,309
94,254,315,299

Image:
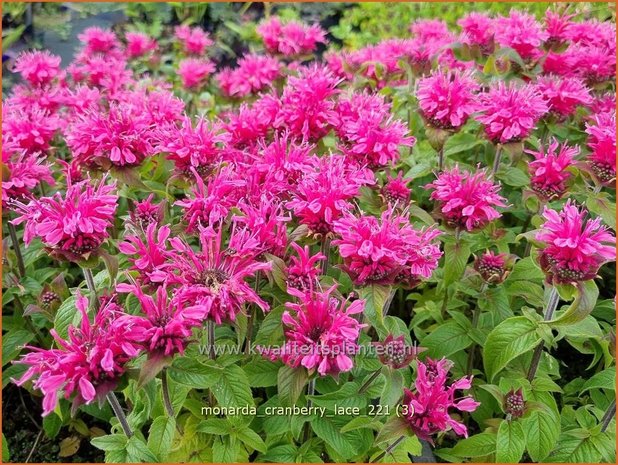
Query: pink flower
262,285,365,378
78,27,122,55
163,224,271,324
125,32,157,58
397,227,443,288
475,82,548,144
119,223,171,286
416,70,479,130
257,16,326,57
155,117,229,176
66,102,155,169
177,58,215,89
473,251,511,283
286,156,375,235
402,358,479,442
13,50,62,87
566,45,616,85
526,139,578,200
374,335,425,370
329,92,414,168
426,166,507,231
535,201,615,283
381,171,412,205
410,19,453,43
494,10,549,60
217,54,281,98
286,242,324,291
589,93,616,116
12,176,118,263
223,99,277,149
174,25,213,55
274,64,340,141
2,106,60,154
544,10,574,47
585,111,616,185
535,75,591,118
458,13,495,53
119,87,184,125
175,166,246,232
129,194,165,230
2,149,55,209
68,56,131,94
13,292,140,416
116,283,208,358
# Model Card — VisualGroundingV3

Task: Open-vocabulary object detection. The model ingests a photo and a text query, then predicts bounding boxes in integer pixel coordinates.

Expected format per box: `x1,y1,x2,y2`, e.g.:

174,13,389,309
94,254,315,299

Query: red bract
11,176,118,263
257,16,326,57
129,194,165,230
427,166,507,231
217,54,281,98
13,293,140,416
536,201,615,283
381,171,412,206
401,358,479,442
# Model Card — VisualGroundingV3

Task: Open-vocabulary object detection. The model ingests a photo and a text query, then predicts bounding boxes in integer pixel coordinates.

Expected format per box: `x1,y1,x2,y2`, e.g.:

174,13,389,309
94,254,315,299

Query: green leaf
587,192,616,230
54,295,80,340
212,363,254,408
549,430,603,463
236,427,267,453
359,285,392,336
501,167,529,187
43,412,63,439
243,358,280,387
380,370,404,408
166,357,221,389
277,365,307,407
496,420,525,463
259,444,297,462
375,415,411,444
311,416,357,460
582,367,616,392
91,434,128,451
255,306,285,347
450,432,497,458
2,433,9,462
506,257,545,282
197,418,231,435
147,416,176,460
443,132,485,157
442,241,471,288
422,321,472,358
523,390,560,462
483,317,542,382
126,435,158,463
545,280,599,326
2,329,33,366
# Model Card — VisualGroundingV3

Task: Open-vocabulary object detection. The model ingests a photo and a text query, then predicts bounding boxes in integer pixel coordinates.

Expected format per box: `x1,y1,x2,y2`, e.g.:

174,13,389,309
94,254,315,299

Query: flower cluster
526,139,578,200
258,16,327,56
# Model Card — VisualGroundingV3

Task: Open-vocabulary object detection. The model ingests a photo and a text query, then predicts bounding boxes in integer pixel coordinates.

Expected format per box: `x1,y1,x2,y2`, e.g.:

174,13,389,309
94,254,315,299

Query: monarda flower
329,92,414,168
564,45,616,85
535,201,615,283
373,335,425,370
174,25,213,55
116,283,208,359
177,58,215,90
473,251,511,284
257,16,326,57
286,155,374,235
426,166,507,232
164,224,271,324
458,13,495,54
535,75,591,119
155,117,229,177
125,32,158,59
78,26,122,56
397,227,443,289
1,149,55,209
66,102,155,170
494,10,549,61
262,285,365,378
381,171,412,206
11,176,118,263
217,54,281,98
2,107,60,155
13,50,62,87
543,10,574,49
401,358,479,442
12,293,140,416
416,70,479,131
129,194,165,230
526,139,578,201
119,223,171,287
475,82,548,144
286,243,324,292
585,111,616,185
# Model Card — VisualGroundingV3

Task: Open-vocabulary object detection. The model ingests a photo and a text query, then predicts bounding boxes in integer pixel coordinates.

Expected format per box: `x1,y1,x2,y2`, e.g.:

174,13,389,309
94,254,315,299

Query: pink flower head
535,201,615,283
11,176,118,263
526,139,578,200
544,9,574,47
2,149,55,209
585,111,616,185
78,27,121,55
374,335,426,370
475,82,548,144
257,16,327,57
174,25,213,55
5,83,66,114
286,242,324,292
66,102,155,169
426,166,507,231
223,99,277,148
164,224,271,324
13,292,140,416
68,55,131,94
473,250,511,284
129,194,165,230
274,64,341,141
416,70,479,130
494,10,549,60
263,285,365,378
410,19,452,43
13,50,62,87
116,283,208,358
155,116,229,177
397,226,443,289
564,44,616,85
120,87,185,126
329,92,414,168
381,171,412,206
119,223,171,286
535,75,591,119
2,106,60,154
589,93,616,116
458,13,495,53
402,358,479,442
217,54,281,98
175,166,246,232
125,31,157,58
286,155,375,235
177,57,215,89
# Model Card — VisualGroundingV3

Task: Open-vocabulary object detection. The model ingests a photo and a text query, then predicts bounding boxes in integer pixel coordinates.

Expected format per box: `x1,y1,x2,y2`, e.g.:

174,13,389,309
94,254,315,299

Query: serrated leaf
43,412,62,439
244,358,280,387
422,321,472,358
277,365,307,407
147,416,176,460
442,241,471,288
166,357,221,389
523,390,560,461
236,427,267,453
2,329,33,366
126,435,158,463
545,280,598,326
91,434,128,452
496,420,525,463
359,284,392,336
451,432,497,458
54,295,80,340
212,363,254,408
582,367,616,392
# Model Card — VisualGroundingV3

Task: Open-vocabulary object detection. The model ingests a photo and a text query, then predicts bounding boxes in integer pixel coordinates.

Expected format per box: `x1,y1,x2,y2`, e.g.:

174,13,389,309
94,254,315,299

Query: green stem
491,144,503,177
466,283,488,376
320,237,330,275
106,392,133,437
527,287,560,382
8,221,25,278
82,267,99,312
373,435,405,462
601,400,616,433
302,378,316,442
161,369,175,418
358,369,382,394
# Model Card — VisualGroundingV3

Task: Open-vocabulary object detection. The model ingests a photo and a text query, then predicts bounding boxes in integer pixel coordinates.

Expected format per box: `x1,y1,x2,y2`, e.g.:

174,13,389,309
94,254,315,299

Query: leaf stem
372,435,405,462
527,286,560,382
8,220,26,278
601,400,616,433
320,237,330,275
161,368,175,418
466,283,488,376
106,392,133,437
207,319,216,406
438,147,445,172
302,378,316,442
383,288,397,316
82,267,99,312
358,368,382,394
491,144,503,177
